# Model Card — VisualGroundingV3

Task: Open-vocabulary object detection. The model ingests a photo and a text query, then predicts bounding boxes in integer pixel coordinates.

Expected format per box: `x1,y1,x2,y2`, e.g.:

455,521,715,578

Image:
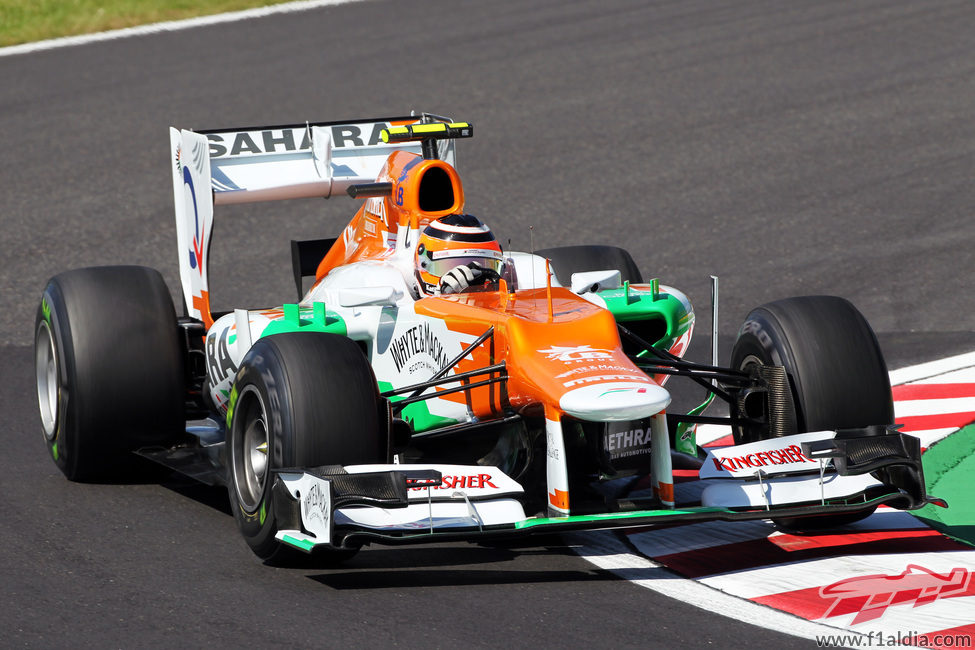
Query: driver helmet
415,214,503,295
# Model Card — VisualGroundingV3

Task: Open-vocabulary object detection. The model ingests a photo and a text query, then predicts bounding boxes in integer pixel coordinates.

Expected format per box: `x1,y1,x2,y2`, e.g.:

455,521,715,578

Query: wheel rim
738,353,764,373
232,385,270,512
35,320,59,441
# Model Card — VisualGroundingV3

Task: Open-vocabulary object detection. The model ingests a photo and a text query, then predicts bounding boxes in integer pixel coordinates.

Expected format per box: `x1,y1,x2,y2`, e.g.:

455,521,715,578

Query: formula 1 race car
34,113,943,563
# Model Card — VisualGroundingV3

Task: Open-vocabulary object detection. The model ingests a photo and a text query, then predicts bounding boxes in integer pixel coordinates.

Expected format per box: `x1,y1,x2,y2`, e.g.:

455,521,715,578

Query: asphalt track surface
2,1,975,647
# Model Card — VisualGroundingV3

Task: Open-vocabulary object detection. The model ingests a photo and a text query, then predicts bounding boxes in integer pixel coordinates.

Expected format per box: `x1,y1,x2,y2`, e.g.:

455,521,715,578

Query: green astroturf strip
913,424,975,547
0,1,300,47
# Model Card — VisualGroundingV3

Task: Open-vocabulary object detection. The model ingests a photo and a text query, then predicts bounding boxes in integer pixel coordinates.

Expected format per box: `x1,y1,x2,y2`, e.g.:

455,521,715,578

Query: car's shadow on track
308,565,620,589
303,536,623,588
157,471,233,516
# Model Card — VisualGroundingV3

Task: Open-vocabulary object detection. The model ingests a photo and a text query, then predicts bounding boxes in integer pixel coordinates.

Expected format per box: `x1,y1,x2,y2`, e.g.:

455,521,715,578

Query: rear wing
169,114,458,326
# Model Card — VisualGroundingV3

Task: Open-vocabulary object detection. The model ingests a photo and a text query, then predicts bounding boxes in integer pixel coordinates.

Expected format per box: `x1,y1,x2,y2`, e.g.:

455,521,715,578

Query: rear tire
534,245,643,285
730,295,892,529
34,266,185,481
227,332,388,564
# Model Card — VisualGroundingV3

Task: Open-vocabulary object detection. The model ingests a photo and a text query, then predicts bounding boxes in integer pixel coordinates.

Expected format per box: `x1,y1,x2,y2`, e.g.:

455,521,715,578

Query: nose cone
559,381,671,422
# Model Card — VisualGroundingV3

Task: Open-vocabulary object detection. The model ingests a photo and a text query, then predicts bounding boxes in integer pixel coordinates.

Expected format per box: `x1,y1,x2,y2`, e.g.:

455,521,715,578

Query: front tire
730,295,892,529
731,295,892,442
35,266,185,481
227,332,388,563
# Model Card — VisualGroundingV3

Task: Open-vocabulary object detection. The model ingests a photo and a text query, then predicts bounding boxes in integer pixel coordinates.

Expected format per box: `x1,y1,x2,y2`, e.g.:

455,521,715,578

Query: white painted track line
888,351,975,385
0,0,366,57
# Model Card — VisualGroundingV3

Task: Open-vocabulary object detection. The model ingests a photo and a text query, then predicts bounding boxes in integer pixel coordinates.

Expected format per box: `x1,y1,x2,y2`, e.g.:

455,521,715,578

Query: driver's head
415,214,503,295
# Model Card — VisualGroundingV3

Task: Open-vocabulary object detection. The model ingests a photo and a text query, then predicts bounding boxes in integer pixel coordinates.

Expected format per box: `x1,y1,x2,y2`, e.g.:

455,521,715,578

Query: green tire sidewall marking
913,424,975,547
225,384,239,430
259,500,266,526
40,293,62,459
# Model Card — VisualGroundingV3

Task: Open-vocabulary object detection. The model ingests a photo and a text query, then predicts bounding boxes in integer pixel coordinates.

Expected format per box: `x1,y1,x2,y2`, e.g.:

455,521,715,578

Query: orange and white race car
34,114,942,563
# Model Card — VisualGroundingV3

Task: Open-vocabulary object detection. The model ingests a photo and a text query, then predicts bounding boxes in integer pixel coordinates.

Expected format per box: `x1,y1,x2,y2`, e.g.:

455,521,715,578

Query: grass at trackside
913,424,975,548
0,0,297,47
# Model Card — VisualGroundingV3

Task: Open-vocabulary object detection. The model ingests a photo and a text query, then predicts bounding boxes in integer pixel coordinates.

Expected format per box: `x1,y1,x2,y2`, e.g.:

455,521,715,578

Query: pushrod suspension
617,324,751,404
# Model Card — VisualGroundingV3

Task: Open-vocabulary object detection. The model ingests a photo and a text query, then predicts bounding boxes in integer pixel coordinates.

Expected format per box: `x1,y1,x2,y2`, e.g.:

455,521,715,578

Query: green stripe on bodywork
913,424,975,547
402,403,463,433
377,381,461,433
599,286,692,349
283,303,300,323
675,394,715,456
674,422,698,457
261,302,347,338
514,506,730,529
281,535,316,552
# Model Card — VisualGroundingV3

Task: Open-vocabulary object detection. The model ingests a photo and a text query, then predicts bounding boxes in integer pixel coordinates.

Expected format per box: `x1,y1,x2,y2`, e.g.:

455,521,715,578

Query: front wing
270,428,941,553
